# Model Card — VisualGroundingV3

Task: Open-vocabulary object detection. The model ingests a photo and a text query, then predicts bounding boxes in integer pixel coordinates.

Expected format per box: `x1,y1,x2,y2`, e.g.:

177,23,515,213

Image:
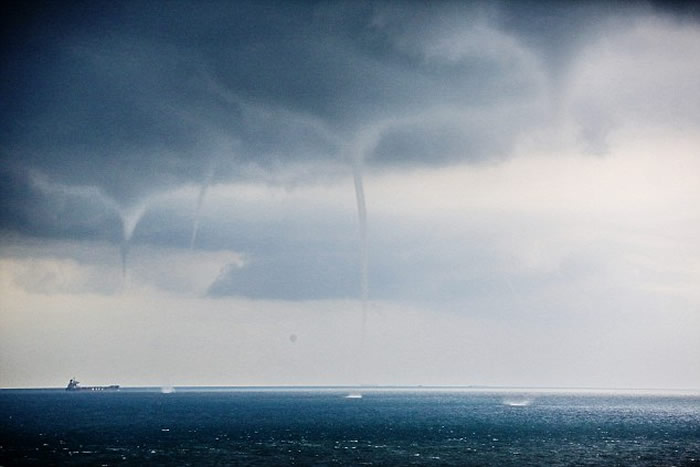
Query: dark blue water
1,389,698,465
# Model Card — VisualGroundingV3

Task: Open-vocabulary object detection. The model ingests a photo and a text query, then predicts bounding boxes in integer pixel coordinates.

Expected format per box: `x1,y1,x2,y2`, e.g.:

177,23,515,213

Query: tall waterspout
347,126,383,358
352,161,369,343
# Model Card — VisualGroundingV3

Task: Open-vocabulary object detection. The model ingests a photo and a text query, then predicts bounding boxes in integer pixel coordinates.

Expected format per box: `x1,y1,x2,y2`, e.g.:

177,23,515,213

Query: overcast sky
1,1,699,389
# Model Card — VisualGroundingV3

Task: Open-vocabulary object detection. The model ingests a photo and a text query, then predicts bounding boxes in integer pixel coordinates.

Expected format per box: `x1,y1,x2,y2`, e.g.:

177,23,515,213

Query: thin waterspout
352,162,368,345
117,203,148,283
190,170,213,249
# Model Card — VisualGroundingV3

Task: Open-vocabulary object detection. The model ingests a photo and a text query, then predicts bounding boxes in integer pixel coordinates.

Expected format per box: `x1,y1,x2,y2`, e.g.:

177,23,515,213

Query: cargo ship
65,378,119,391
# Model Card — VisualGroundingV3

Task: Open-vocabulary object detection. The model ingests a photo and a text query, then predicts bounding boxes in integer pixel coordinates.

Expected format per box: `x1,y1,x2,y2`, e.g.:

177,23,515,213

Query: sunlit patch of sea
1,388,698,465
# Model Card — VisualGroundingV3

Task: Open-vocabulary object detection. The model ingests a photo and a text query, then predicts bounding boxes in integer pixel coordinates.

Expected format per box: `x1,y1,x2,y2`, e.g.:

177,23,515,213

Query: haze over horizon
1,1,699,389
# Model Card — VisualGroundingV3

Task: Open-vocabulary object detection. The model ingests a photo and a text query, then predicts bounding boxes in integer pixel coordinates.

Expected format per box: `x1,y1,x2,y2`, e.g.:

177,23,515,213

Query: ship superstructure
65,378,119,391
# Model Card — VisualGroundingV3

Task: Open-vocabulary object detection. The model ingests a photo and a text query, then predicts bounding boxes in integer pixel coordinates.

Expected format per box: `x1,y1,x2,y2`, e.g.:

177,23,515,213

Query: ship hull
66,385,120,391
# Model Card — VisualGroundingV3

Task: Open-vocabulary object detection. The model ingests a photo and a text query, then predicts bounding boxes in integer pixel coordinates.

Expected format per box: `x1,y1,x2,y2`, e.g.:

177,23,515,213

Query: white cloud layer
2,125,699,387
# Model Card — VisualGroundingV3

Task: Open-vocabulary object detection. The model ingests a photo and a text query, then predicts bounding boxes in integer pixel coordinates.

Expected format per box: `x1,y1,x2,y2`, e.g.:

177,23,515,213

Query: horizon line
2,384,699,393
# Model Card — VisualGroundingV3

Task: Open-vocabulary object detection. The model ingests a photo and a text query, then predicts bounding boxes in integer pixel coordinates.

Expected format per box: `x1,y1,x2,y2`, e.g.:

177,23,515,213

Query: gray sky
1,1,699,388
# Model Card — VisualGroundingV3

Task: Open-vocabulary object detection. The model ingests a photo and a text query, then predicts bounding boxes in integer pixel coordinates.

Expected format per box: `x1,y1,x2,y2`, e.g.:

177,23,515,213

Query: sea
1,387,698,466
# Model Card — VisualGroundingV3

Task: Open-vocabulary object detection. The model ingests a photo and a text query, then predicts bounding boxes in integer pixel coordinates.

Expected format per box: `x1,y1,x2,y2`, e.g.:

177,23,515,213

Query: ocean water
1,388,698,466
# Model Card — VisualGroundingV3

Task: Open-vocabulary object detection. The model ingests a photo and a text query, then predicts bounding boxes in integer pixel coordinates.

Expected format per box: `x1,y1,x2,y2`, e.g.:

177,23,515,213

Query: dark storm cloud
0,166,122,240
2,1,700,249
2,1,583,205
